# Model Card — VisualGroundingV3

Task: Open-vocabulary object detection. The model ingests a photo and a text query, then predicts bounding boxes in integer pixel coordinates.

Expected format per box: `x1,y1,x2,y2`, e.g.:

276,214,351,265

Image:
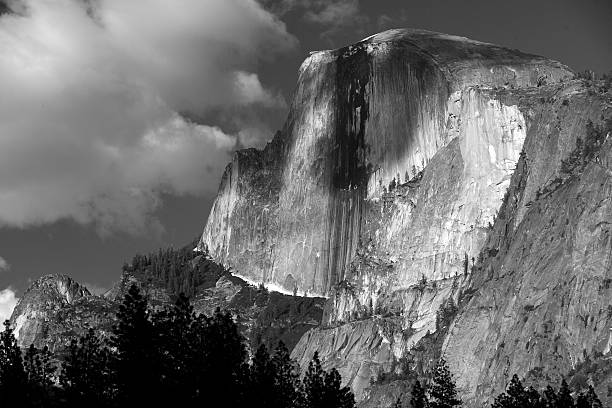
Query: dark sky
0,0,610,314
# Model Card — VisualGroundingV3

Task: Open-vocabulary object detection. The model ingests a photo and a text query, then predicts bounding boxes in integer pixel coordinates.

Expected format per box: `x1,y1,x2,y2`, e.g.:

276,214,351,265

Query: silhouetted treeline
391,359,602,408
0,284,354,408
490,375,602,408
122,239,227,297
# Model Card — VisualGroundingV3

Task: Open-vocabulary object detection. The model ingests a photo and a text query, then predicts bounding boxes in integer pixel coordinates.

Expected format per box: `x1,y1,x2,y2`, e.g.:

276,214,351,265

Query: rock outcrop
10,266,324,356
10,275,116,354
199,28,612,405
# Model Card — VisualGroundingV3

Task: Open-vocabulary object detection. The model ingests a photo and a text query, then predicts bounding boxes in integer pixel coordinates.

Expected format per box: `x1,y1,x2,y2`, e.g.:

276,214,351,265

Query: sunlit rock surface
198,28,571,298
199,28,588,402
442,82,612,406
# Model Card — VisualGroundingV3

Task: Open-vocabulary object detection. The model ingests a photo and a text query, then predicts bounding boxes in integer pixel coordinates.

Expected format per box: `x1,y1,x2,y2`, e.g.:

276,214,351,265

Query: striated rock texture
201,28,612,403
442,84,612,406
199,28,571,299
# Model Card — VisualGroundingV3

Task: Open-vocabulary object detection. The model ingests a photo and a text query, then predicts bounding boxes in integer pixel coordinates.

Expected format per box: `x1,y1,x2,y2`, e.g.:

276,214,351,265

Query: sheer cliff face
199,29,571,299
443,84,612,405
199,28,604,403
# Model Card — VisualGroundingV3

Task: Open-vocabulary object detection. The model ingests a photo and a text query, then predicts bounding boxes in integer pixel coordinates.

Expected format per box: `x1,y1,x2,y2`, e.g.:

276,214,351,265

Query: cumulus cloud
0,0,296,235
0,256,8,271
0,288,18,324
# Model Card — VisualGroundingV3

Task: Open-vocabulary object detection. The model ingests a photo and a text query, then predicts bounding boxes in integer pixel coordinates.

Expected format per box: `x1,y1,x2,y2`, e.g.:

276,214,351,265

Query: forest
0,284,603,408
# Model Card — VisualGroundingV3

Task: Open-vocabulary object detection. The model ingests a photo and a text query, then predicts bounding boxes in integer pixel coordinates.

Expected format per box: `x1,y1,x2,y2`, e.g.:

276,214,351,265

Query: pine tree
272,341,303,408
249,344,277,408
585,385,603,408
24,344,55,406
322,368,355,408
556,380,573,408
543,385,558,407
303,352,355,408
491,375,545,408
110,284,158,406
152,293,197,405
411,379,428,408
0,320,27,404
60,328,112,407
196,309,249,406
428,358,461,408
304,352,326,408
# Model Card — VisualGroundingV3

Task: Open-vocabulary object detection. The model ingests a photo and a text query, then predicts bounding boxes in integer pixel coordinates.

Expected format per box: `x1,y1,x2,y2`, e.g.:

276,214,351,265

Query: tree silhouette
575,385,603,408
197,308,249,406
60,328,112,407
303,352,355,408
248,344,277,408
24,344,55,407
110,284,158,406
272,341,303,408
411,379,427,408
428,358,461,408
0,320,27,405
152,293,198,404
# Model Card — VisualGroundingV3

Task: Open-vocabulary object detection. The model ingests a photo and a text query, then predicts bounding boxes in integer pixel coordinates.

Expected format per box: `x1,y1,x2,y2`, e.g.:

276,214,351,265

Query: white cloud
0,288,18,324
0,256,8,271
0,0,296,236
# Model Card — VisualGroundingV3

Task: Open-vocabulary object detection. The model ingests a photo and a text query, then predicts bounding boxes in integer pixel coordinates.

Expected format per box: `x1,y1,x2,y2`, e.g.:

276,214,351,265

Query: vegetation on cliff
0,285,352,408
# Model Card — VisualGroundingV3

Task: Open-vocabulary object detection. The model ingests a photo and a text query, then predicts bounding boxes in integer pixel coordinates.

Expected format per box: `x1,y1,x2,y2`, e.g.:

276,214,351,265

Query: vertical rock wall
198,28,586,403
442,83,612,406
199,29,571,299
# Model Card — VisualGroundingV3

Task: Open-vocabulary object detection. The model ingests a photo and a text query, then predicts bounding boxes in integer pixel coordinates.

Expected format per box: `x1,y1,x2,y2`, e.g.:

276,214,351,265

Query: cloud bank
0,288,17,324
0,0,296,236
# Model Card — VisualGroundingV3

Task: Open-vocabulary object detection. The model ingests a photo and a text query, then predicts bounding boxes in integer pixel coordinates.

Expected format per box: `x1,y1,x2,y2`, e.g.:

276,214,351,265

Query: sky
0,0,610,321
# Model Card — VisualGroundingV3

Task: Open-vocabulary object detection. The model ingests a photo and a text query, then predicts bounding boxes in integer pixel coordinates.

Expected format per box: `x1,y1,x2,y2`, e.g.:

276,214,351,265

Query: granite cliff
9,28,611,407
198,29,612,406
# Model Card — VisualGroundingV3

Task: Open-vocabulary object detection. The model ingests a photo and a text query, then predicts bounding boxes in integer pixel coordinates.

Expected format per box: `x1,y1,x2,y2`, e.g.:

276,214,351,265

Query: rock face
442,84,612,405
199,28,612,405
10,275,116,353
198,28,571,299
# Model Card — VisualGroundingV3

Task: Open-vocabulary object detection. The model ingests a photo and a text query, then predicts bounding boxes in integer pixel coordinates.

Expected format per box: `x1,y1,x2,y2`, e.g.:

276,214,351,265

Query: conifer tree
197,308,249,406
556,379,574,408
411,379,428,408
249,344,277,408
0,320,27,404
24,344,55,406
272,341,303,408
303,352,355,408
428,358,461,408
322,368,355,408
586,385,603,408
543,385,558,407
304,352,326,407
60,328,112,407
152,293,197,405
110,284,158,406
